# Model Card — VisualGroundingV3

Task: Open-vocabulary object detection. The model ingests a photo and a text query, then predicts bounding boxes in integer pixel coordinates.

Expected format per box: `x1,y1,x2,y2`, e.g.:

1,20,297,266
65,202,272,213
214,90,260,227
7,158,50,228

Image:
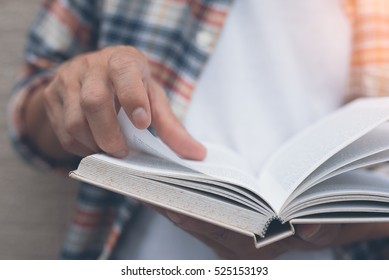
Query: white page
91,152,273,214
92,152,199,178
286,201,389,221
312,149,389,186
257,97,389,213
116,110,260,194
118,109,182,163
143,175,269,213
285,122,389,202
282,170,389,217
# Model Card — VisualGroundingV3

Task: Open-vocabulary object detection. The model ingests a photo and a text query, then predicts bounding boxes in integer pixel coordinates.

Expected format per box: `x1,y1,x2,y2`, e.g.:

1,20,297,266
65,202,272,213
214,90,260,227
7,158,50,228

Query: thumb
297,224,341,246
148,80,206,160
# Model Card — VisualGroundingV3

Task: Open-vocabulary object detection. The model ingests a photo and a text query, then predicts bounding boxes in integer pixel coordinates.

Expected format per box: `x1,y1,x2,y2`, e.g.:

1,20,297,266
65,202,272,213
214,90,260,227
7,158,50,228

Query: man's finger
108,49,151,129
45,90,94,157
148,80,206,160
62,81,100,153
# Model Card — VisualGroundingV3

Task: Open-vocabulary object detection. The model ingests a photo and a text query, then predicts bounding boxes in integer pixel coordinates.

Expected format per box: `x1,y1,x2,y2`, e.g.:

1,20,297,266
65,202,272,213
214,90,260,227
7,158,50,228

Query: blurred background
0,0,79,259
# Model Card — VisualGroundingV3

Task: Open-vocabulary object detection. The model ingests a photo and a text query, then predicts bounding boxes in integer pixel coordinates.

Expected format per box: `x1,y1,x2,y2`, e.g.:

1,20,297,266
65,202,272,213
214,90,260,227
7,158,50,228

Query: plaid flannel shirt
7,0,389,259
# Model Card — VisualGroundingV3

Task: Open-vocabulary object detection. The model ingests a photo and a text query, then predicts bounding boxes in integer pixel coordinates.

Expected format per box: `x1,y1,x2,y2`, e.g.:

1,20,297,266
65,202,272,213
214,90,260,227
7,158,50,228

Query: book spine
261,216,282,237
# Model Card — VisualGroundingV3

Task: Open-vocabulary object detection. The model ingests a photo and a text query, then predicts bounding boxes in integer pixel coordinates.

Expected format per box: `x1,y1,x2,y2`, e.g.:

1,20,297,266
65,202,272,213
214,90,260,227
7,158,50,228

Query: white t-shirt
112,0,351,259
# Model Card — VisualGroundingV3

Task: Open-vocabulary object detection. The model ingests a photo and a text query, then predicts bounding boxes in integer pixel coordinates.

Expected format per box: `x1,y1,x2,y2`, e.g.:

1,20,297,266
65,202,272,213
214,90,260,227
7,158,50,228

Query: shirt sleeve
7,0,100,174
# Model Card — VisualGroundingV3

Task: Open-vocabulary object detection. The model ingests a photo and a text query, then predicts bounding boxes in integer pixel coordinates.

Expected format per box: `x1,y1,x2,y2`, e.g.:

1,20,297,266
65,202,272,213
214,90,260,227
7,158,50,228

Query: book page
282,170,389,218
118,109,182,163
257,97,389,213
312,149,389,187
116,109,260,193
72,158,269,235
182,144,259,193
286,201,389,221
285,122,389,202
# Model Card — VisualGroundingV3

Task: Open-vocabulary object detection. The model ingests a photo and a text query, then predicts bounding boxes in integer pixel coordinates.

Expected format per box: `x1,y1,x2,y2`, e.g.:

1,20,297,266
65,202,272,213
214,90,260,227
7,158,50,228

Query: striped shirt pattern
345,0,389,98
7,0,389,259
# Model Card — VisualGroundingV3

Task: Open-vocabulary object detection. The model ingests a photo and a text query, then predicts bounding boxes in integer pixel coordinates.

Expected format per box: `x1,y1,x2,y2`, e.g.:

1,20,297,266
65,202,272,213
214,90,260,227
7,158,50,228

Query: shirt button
196,29,214,51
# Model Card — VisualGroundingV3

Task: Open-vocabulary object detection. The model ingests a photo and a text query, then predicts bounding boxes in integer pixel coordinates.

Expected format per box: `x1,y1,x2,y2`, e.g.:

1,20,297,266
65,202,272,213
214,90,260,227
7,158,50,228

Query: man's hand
25,46,206,161
160,210,389,259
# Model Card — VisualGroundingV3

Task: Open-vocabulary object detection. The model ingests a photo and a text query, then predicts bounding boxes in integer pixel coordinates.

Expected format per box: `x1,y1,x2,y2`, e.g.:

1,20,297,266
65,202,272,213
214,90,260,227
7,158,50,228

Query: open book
70,98,389,247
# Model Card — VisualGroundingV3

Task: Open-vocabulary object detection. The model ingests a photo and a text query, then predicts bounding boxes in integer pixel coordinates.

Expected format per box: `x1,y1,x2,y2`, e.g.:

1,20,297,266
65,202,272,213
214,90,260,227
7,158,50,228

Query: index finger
108,48,152,129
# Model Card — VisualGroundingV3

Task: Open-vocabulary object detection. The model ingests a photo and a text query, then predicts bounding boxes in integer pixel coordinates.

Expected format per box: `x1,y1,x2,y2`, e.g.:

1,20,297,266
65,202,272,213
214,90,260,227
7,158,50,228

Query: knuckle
55,69,79,92
56,66,70,84
64,117,86,136
42,82,60,107
108,48,144,77
78,54,91,67
42,87,52,104
109,54,134,76
69,55,89,70
80,87,111,113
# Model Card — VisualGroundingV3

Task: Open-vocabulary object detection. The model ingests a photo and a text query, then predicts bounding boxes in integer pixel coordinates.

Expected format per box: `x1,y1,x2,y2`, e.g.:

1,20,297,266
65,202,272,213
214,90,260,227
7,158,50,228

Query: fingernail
113,149,128,158
166,211,182,224
131,107,150,128
299,224,321,241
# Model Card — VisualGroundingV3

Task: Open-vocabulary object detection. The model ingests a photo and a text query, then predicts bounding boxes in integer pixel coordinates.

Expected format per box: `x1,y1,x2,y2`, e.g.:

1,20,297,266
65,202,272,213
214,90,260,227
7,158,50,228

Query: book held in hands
70,98,389,247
